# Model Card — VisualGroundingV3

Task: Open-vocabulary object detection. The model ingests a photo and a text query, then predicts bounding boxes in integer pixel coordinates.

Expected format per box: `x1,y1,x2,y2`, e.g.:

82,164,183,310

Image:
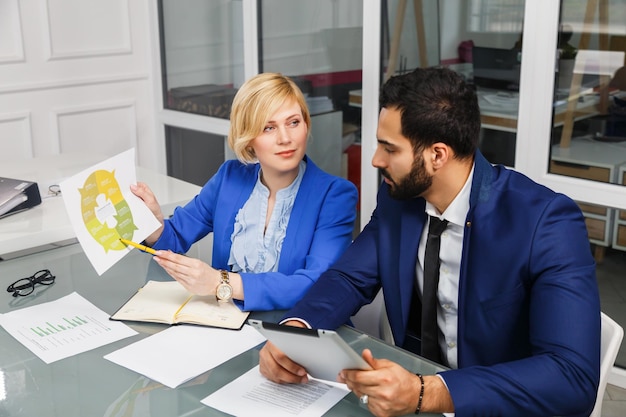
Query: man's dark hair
379,67,480,159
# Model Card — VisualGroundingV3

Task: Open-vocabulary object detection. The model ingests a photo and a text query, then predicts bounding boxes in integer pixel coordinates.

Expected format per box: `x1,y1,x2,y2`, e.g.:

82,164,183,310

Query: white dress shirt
416,166,474,369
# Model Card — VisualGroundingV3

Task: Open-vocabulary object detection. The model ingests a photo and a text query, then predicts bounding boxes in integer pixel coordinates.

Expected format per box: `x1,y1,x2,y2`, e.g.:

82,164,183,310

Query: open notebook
110,280,249,330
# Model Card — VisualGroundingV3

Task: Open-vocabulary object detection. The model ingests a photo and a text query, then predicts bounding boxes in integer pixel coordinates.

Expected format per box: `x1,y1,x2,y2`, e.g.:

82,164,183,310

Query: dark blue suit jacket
286,151,600,417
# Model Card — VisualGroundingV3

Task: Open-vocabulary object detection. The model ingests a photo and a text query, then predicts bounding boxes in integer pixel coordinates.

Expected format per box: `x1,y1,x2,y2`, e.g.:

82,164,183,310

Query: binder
0,177,42,219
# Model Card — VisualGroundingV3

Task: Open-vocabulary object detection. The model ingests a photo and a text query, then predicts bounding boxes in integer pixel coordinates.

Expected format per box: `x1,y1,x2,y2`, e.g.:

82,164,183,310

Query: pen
119,238,157,255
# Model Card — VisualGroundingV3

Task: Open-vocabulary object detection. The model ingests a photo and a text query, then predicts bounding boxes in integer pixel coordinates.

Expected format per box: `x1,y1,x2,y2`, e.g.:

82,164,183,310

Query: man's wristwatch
216,270,233,302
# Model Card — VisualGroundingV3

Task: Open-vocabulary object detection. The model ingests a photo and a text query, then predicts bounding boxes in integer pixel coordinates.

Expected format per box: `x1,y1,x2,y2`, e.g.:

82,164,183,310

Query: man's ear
431,142,450,169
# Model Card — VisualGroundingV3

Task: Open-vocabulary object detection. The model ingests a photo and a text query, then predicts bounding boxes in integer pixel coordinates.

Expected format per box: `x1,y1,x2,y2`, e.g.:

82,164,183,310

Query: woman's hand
130,182,164,245
153,251,243,299
153,251,220,295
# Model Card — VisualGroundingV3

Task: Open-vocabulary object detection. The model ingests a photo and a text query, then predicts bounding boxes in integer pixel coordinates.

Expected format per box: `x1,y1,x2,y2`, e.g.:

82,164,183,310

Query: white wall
0,0,159,171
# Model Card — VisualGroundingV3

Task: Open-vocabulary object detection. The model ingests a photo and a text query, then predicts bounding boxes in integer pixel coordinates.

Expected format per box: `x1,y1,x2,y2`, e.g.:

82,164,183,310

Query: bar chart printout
0,292,137,363
29,314,106,342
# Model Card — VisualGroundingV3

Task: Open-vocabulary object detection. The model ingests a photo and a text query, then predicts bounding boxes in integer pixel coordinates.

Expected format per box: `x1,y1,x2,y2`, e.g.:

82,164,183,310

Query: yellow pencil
119,238,157,255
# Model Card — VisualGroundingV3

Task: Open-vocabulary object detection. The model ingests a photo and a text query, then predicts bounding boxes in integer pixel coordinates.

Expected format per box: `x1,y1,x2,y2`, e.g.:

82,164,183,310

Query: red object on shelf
345,143,361,210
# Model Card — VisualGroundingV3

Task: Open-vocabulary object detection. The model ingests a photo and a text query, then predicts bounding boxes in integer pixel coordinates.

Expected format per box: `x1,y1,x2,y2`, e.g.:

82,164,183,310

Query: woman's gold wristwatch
216,270,233,302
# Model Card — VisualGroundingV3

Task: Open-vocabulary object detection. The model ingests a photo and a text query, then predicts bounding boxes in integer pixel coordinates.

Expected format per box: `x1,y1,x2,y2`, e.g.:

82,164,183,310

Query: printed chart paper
59,148,161,275
0,292,138,364
201,365,350,417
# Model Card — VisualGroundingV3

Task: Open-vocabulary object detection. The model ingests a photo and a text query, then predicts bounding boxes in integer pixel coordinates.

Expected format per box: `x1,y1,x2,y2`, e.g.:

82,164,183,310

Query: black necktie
421,215,448,363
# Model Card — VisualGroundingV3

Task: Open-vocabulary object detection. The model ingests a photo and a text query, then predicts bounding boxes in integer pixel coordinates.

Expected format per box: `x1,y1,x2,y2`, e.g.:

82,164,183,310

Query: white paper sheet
59,148,161,275
104,324,267,388
201,365,350,417
0,292,138,364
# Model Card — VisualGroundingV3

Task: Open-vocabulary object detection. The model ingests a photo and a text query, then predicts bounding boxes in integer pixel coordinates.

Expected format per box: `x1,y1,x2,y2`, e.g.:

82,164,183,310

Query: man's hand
259,321,309,384
339,349,454,417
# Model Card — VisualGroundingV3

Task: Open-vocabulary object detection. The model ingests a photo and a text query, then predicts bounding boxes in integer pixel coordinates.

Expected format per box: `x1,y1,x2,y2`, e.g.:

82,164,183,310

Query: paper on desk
104,324,267,388
202,365,350,417
59,148,161,276
0,292,138,364
481,93,519,111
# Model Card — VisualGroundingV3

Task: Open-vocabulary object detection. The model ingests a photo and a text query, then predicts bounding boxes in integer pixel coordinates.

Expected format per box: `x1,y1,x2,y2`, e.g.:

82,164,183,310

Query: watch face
216,283,233,301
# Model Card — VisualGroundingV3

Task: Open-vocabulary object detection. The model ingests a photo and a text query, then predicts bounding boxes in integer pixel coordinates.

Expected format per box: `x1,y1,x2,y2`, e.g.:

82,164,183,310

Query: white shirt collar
425,164,474,227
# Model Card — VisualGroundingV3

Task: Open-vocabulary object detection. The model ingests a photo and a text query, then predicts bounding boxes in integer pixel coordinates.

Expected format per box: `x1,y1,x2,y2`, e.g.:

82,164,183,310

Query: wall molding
0,73,149,95
0,56,26,65
0,111,34,159
43,0,132,61
50,100,138,154
0,0,25,63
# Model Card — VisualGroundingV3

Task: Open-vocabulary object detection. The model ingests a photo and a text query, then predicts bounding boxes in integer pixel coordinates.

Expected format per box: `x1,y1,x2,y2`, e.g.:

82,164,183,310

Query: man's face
373,107,432,200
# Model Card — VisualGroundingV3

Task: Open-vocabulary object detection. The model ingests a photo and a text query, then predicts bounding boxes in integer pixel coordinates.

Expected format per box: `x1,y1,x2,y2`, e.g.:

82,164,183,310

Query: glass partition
547,0,626,272
259,0,364,207
374,1,525,168
443,0,525,167
548,0,626,368
165,127,226,186
550,0,626,166
381,0,440,80
159,0,244,119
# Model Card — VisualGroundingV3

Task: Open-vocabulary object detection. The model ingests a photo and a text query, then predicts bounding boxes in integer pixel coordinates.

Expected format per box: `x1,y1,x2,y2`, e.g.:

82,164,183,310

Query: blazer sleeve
283,190,388,329
238,174,358,311
152,162,229,254
441,194,601,417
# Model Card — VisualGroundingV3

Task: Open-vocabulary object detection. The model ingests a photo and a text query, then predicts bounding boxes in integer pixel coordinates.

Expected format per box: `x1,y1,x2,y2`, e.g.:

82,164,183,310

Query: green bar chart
30,316,90,337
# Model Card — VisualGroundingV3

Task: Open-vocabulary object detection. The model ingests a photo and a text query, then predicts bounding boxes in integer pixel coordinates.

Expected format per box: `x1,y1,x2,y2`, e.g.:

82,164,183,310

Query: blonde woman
132,73,358,311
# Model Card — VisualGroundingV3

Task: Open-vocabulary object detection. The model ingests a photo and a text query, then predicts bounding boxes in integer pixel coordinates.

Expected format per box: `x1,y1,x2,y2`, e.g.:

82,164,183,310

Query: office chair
350,289,387,339
590,312,624,417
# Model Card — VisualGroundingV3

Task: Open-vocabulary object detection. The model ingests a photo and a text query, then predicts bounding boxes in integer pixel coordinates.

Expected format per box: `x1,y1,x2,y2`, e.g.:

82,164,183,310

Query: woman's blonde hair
228,73,311,163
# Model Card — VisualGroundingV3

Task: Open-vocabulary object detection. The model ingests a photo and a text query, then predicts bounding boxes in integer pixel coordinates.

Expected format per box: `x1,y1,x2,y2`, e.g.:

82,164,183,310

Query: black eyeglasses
6,269,56,297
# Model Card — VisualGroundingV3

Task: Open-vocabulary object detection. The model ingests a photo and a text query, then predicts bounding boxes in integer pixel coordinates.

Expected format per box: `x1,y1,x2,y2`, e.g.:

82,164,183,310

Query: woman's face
251,98,308,179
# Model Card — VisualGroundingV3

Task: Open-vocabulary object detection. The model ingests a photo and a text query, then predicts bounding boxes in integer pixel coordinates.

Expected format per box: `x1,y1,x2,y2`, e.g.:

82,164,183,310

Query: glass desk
0,244,445,416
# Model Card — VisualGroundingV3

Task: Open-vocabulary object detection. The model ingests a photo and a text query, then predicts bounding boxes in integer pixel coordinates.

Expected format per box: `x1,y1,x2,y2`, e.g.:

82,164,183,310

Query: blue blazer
153,156,358,311
286,151,600,417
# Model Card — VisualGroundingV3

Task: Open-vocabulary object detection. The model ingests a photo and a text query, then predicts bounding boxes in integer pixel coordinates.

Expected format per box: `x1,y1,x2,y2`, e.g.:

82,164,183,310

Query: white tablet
248,319,371,381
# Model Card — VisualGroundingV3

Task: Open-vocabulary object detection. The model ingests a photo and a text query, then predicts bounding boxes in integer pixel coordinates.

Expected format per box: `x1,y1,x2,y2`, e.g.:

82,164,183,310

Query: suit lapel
215,164,258,267
278,186,308,273
397,198,427,337
278,157,315,272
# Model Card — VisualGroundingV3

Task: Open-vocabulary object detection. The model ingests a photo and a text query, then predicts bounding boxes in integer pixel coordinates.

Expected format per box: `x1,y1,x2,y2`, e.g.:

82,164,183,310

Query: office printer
0,177,42,219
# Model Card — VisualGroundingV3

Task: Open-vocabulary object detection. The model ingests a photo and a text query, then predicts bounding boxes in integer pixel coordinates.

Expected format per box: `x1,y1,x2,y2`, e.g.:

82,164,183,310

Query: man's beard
380,155,432,200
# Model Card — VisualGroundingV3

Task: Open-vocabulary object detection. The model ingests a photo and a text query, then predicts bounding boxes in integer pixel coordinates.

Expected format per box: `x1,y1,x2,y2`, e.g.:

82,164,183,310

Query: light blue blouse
228,160,306,273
